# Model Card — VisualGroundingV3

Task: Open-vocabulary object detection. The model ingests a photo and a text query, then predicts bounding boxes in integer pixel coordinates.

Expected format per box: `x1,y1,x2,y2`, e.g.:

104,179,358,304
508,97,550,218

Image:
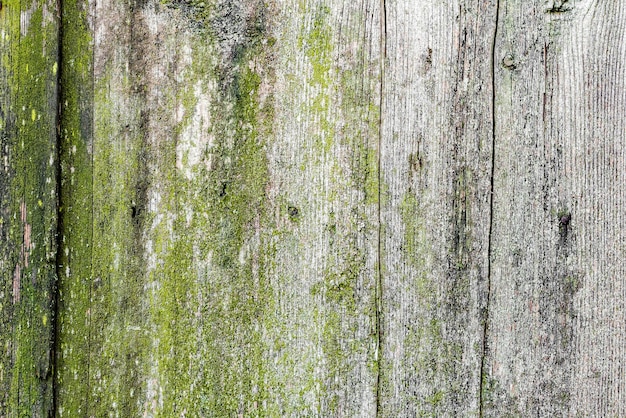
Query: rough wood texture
0,0,59,414
55,0,381,415
2,0,626,416
484,1,626,416
54,0,93,413
266,1,381,415
379,1,496,416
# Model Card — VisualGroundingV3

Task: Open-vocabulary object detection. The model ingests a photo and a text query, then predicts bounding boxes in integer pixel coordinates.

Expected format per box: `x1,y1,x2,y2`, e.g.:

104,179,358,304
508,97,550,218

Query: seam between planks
51,0,64,412
478,0,500,416
375,0,386,416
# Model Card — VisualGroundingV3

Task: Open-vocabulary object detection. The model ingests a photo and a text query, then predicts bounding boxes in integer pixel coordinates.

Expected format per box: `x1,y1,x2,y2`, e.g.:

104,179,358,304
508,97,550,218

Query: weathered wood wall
1,0,625,416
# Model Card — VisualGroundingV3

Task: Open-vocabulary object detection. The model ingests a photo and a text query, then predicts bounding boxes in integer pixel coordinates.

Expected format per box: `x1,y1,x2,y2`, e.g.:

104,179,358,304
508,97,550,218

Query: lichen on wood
0,0,59,415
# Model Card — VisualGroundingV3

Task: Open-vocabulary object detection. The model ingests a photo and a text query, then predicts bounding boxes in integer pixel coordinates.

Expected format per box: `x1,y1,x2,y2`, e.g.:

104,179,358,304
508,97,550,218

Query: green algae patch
301,5,332,88
185,49,276,418
0,0,59,415
54,0,95,413
141,3,279,414
298,3,334,160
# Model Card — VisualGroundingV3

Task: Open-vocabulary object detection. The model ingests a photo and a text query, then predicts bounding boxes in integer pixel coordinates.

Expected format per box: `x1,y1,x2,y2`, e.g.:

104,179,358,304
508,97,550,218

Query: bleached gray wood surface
379,1,496,416
485,1,626,416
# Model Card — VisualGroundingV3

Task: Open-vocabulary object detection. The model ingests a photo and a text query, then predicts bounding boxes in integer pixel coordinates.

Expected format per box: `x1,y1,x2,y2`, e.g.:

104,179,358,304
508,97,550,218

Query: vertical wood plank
266,0,381,414
56,0,382,415
0,0,59,414
485,0,626,415
379,1,496,416
55,0,94,413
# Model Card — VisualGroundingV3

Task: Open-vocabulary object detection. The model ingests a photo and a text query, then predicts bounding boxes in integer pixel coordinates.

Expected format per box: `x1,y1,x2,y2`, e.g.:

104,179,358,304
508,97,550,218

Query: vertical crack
479,0,500,416
51,0,64,413
375,0,386,416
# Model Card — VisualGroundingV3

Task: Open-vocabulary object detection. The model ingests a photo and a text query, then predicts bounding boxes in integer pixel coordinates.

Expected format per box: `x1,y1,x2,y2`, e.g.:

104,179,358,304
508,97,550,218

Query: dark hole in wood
288,206,299,220
219,182,227,197
558,211,572,245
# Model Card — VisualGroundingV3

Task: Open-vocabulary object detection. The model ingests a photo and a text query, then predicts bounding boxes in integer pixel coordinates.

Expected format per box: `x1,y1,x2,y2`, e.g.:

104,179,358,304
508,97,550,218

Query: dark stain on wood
546,0,572,14
287,205,300,221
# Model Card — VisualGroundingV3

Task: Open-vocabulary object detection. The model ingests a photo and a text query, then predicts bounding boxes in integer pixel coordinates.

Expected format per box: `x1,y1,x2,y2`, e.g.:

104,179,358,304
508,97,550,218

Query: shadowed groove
478,0,499,416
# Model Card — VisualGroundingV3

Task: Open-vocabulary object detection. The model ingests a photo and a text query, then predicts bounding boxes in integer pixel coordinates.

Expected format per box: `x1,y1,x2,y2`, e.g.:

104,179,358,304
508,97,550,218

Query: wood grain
485,0,626,416
379,1,496,416
3,0,626,415
266,0,381,414
55,0,382,415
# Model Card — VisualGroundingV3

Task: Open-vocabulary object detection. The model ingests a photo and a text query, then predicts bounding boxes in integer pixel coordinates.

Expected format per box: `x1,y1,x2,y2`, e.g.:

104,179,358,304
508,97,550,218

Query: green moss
90,77,150,417
137,8,279,414
0,0,59,414
54,0,95,413
299,3,334,160
304,6,332,88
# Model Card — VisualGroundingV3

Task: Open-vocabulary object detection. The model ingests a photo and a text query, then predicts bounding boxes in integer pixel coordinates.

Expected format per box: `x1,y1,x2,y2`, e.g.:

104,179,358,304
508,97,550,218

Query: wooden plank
266,0,381,414
55,0,382,415
7,0,626,414
484,1,626,415
0,0,59,414
378,1,496,415
54,0,94,414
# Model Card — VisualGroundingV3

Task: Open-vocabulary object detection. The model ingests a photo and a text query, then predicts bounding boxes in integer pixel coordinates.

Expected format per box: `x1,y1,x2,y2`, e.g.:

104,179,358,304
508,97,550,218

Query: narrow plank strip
379,1,496,415
55,0,94,413
0,0,59,414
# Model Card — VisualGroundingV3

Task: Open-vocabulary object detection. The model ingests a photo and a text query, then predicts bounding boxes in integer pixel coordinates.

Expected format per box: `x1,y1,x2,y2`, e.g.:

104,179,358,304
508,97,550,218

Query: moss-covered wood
0,0,59,415
3,0,626,416
55,0,381,415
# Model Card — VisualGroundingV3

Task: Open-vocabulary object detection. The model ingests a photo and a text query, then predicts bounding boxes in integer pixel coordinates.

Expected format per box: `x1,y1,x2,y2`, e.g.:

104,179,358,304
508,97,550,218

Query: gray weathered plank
266,0,381,414
484,1,626,416
379,1,496,416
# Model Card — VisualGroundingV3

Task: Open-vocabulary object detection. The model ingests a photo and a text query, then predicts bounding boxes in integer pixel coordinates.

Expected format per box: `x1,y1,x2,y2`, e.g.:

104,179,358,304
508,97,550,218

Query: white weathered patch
143,5,161,36
238,244,248,265
113,243,119,271
42,2,55,26
176,81,214,180
20,5,35,36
